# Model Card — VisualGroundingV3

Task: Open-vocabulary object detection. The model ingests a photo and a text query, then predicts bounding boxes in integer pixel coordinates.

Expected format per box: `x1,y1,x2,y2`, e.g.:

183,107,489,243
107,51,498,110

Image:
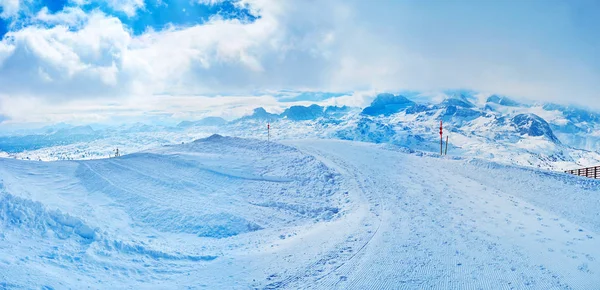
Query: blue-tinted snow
2,137,599,288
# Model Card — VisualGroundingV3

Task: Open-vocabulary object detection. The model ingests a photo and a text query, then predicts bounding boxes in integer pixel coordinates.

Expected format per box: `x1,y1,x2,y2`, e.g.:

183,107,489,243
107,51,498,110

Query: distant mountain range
3,91,600,170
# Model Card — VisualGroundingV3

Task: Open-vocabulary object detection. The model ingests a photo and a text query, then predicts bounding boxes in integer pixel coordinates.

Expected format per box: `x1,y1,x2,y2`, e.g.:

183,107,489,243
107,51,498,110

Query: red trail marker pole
439,121,443,156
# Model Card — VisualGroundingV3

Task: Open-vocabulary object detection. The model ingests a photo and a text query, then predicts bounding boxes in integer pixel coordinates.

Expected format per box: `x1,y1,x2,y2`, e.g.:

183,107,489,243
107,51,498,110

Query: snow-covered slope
1,136,599,288
0,135,343,288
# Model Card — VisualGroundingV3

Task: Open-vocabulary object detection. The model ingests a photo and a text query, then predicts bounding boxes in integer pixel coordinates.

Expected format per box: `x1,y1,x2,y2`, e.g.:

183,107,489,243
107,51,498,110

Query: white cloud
0,0,303,101
69,0,91,5
0,93,284,124
0,0,599,125
0,11,131,99
0,41,14,65
197,0,226,5
35,6,88,27
0,0,21,18
103,0,144,17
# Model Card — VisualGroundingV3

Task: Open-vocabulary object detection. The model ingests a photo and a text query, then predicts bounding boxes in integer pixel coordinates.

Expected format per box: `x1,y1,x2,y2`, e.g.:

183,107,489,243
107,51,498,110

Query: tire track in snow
306,146,384,284
278,140,596,289
262,141,384,289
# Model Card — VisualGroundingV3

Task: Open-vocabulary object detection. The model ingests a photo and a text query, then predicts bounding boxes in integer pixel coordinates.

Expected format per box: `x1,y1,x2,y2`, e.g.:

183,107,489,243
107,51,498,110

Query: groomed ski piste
1,135,599,289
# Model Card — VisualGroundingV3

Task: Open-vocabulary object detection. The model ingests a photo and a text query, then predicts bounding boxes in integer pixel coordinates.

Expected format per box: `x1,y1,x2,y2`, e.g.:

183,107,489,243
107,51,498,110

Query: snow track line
126,153,294,183
82,159,231,210
94,158,295,219
304,146,384,283
80,161,166,207
263,142,384,289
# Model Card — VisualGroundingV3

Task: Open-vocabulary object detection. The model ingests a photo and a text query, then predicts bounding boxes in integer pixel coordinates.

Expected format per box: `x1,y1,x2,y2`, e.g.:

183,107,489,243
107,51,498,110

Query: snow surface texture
1,136,599,288
3,91,600,171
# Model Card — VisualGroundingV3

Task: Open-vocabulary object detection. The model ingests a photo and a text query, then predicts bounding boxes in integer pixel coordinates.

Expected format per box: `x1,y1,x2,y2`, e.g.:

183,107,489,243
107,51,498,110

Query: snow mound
0,189,97,241
0,136,344,288
72,136,339,239
99,239,218,261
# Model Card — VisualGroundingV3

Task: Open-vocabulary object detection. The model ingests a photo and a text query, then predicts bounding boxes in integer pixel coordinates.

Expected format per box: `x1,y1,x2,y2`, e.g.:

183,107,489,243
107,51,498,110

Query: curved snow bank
138,211,263,239
251,201,340,221
0,136,344,288
1,134,341,243
76,162,265,239
99,239,218,261
0,188,97,241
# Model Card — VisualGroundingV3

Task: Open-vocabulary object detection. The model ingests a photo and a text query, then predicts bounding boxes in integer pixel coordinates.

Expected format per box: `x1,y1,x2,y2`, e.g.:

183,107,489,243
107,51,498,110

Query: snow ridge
0,186,97,241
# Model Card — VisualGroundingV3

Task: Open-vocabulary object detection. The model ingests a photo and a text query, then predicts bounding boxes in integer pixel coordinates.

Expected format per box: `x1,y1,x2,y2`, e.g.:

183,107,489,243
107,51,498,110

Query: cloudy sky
0,0,599,125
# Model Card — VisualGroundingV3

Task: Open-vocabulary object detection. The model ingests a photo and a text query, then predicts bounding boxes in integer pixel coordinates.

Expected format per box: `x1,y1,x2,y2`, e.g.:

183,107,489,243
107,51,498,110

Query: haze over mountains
2,91,600,171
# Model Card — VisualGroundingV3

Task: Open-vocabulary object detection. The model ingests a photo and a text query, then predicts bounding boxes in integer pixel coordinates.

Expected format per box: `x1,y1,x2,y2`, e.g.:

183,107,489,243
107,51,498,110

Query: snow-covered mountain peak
53,125,95,136
486,94,523,107
4,90,600,171
281,104,325,121
361,93,415,116
438,96,476,109
511,113,560,143
238,107,280,121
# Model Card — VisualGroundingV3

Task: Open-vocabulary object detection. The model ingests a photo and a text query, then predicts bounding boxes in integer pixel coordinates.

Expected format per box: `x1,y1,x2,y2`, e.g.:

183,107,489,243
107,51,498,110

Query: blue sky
0,0,256,37
0,0,599,125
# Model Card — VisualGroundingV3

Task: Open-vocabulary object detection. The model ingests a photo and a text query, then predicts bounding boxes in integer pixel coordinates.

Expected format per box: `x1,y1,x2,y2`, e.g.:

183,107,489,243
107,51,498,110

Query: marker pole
445,135,449,155
439,121,443,156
